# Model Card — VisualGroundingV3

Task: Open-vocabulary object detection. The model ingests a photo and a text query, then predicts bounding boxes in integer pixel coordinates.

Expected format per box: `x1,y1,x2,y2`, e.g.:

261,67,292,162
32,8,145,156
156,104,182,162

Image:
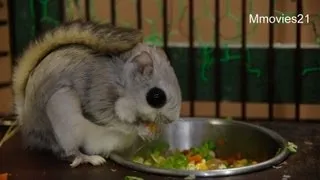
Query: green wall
168,47,320,103
11,0,61,57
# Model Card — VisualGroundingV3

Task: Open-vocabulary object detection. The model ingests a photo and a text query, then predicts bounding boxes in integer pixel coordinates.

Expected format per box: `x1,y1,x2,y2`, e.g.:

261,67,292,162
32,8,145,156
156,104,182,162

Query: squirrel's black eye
146,87,167,108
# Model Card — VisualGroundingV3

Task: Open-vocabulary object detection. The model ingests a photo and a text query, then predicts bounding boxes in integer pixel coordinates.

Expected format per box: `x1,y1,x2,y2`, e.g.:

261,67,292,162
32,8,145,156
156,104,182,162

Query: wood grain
0,55,11,84
0,25,9,52
181,101,320,120
0,86,13,115
0,0,8,21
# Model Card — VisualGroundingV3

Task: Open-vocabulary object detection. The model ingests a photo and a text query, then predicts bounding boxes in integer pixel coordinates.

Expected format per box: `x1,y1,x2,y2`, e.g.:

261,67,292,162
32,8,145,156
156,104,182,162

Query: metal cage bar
162,0,168,58
136,0,142,29
188,0,195,116
241,0,247,120
58,0,65,23
214,0,221,118
268,0,275,121
294,0,303,122
33,0,42,35
84,0,90,21
8,0,16,62
110,0,116,26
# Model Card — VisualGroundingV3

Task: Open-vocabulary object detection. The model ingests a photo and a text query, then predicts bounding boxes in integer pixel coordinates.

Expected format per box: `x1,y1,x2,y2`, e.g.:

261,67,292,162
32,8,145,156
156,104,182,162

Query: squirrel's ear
130,51,153,76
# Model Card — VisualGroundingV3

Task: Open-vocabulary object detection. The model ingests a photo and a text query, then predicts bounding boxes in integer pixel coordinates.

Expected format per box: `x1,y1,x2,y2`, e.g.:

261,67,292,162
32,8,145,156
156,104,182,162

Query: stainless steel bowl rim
109,117,290,177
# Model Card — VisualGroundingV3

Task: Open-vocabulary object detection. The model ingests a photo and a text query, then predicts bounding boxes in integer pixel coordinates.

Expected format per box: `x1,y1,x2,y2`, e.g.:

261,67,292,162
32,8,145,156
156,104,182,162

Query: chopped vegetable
143,159,153,166
188,154,203,163
131,139,259,171
157,151,189,169
189,140,216,160
124,176,144,180
195,159,208,170
132,156,144,164
287,142,298,153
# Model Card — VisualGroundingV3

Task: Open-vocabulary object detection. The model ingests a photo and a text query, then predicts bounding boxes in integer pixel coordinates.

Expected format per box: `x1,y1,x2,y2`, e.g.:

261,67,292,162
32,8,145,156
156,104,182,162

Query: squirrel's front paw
70,154,106,168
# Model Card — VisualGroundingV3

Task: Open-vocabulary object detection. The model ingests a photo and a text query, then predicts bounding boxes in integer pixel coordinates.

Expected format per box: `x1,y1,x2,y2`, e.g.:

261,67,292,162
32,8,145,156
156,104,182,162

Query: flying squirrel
12,20,182,167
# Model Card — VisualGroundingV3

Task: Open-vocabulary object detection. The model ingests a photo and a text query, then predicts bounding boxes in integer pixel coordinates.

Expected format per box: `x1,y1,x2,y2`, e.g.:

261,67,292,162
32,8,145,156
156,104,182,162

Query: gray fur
20,43,181,166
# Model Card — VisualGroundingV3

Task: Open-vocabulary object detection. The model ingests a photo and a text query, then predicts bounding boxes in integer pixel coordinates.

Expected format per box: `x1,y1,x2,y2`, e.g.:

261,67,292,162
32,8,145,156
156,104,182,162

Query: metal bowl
109,117,290,177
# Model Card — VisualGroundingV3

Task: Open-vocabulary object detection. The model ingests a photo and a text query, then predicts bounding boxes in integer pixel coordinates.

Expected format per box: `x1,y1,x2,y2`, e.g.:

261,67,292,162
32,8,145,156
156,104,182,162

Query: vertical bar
58,0,65,23
188,0,195,116
162,0,168,56
294,0,302,121
241,0,247,120
34,0,42,36
84,0,90,21
110,0,116,25
7,0,16,60
214,0,221,117
268,0,275,121
136,0,142,29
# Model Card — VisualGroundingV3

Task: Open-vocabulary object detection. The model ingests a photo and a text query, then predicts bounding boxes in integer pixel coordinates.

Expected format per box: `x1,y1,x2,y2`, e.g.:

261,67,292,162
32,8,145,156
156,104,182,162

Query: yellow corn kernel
195,160,208,170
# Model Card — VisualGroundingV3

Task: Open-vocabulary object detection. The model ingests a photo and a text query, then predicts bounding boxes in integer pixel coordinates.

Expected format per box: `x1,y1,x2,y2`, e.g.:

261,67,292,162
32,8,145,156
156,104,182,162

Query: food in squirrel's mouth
145,122,157,133
133,117,158,133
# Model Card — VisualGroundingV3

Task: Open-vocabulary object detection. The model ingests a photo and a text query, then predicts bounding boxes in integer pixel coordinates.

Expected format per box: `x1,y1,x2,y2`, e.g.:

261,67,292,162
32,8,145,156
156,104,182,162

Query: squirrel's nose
146,87,167,108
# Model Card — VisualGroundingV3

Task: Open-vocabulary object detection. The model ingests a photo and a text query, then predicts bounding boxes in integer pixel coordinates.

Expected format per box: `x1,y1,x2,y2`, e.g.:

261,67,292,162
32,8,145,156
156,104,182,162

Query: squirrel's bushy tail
12,20,143,120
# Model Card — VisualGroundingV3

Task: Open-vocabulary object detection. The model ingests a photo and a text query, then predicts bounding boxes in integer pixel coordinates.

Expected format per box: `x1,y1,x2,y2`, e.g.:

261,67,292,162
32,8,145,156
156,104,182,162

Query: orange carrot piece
188,155,202,163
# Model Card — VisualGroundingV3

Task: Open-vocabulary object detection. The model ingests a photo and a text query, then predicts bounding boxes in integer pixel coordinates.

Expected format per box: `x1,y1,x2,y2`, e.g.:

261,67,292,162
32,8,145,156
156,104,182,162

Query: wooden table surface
0,121,320,180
